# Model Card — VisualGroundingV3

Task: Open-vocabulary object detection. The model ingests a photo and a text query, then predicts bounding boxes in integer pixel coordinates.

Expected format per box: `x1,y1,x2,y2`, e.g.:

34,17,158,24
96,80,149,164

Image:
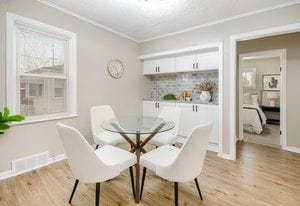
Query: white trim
11,113,77,125
229,23,300,160
0,153,66,181
140,0,300,42
220,153,231,160
282,145,300,154
36,0,138,42
37,0,300,43
139,42,220,60
6,12,77,123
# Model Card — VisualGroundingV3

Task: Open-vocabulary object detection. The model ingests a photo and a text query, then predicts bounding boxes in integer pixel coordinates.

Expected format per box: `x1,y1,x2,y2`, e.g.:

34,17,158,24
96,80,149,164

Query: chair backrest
157,122,212,182
158,106,181,136
56,123,118,183
90,105,116,137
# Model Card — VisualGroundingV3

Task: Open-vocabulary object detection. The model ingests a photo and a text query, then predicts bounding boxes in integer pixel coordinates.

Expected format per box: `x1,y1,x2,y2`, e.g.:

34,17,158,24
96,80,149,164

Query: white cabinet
143,101,176,117
175,52,219,73
197,52,219,70
196,105,219,143
176,103,219,143
143,101,219,144
143,57,175,75
175,54,196,72
177,103,198,136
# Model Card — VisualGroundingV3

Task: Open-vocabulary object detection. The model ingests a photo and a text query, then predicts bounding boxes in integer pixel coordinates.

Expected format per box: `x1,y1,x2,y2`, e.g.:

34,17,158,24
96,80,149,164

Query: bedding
243,104,267,134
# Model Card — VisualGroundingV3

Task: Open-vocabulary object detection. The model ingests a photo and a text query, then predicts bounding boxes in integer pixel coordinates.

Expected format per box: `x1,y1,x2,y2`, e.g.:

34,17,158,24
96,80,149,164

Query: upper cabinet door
175,54,197,72
196,52,219,70
143,57,175,75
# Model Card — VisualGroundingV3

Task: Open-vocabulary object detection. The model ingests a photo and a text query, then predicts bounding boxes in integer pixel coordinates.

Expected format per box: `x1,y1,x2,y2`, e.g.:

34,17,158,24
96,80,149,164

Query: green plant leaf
3,107,10,118
5,115,25,122
0,123,10,130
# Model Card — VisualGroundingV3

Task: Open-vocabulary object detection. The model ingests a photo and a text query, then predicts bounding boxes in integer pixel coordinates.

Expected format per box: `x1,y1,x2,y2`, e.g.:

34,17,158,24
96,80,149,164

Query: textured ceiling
38,0,298,42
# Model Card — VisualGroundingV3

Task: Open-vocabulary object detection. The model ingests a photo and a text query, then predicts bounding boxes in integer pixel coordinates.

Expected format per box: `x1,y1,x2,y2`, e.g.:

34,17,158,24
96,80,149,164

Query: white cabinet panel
143,101,176,117
143,57,175,75
196,52,219,70
143,101,159,117
177,103,197,137
196,105,219,143
175,54,196,72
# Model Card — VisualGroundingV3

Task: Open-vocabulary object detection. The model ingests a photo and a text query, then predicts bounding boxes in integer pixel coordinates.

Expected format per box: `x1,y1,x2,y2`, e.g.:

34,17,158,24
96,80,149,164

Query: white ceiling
38,0,299,42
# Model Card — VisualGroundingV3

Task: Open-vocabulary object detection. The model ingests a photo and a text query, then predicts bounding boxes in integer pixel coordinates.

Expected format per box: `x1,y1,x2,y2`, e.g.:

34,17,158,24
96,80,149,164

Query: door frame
229,23,300,160
238,50,286,148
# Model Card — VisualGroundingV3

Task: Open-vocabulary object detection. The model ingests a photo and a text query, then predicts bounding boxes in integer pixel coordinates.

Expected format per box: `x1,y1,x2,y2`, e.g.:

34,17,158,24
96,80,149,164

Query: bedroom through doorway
238,49,285,148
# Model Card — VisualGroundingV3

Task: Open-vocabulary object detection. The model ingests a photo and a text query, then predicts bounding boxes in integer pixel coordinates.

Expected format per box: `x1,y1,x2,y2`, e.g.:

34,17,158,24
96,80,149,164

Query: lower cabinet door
143,101,159,117
196,105,219,143
178,103,197,137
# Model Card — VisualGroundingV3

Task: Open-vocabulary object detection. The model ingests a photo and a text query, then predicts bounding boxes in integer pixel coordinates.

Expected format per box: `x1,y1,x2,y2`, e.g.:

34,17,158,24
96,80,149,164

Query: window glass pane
18,28,66,76
20,76,67,116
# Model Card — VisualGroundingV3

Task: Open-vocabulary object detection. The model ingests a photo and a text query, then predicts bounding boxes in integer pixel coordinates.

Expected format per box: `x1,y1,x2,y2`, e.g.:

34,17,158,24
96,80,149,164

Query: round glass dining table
102,116,175,203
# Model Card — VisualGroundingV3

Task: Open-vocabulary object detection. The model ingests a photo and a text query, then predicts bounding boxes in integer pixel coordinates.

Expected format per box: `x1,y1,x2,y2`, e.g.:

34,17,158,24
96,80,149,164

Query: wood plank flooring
0,142,299,206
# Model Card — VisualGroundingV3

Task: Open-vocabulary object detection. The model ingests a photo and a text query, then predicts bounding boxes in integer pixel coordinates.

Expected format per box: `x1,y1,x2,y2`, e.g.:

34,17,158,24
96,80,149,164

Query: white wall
139,3,300,155
0,0,146,173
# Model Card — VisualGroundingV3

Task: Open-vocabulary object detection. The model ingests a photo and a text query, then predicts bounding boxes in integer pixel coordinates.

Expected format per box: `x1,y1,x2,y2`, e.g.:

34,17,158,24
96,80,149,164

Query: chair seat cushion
141,132,177,147
95,145,137,172
94,131,134,146
140,145,180,172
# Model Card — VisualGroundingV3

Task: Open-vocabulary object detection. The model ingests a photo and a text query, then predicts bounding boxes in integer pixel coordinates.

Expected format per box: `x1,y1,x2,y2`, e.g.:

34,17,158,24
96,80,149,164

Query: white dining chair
139,122,213,206
141,106,181,147
90,105,134,149
56,123,137,206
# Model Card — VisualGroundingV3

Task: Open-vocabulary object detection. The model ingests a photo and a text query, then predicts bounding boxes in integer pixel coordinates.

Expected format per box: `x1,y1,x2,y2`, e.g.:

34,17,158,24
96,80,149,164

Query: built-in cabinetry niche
140,45,221,152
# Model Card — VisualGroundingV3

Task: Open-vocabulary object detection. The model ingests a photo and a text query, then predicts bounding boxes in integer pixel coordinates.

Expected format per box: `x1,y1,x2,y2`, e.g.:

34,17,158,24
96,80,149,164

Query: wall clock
107,59,124,79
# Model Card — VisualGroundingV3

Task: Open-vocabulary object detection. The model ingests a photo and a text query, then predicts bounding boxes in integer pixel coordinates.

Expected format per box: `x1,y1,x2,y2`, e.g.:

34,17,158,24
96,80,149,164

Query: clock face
107,59,124,79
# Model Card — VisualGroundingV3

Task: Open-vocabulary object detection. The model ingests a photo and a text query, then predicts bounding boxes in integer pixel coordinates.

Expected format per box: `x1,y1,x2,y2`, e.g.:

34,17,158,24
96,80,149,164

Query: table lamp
267,92,279,107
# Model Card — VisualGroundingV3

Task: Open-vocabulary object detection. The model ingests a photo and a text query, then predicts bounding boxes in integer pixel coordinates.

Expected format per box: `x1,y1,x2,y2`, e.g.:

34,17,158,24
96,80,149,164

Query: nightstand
261,106,280,125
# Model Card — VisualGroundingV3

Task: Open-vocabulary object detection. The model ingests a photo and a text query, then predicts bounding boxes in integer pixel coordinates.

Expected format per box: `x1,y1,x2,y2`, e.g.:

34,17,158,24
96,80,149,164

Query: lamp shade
267,92,279,99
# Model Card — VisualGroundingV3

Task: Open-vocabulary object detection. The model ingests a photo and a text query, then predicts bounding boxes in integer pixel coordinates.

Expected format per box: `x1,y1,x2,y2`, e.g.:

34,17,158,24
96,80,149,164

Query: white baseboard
282,145,300,154
219,153,232,160
0,153,66,181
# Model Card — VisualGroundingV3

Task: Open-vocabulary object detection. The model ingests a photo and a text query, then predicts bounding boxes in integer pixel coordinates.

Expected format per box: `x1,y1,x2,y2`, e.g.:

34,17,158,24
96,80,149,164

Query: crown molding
36,0,139,42
37,0,300,43
139,0,300,42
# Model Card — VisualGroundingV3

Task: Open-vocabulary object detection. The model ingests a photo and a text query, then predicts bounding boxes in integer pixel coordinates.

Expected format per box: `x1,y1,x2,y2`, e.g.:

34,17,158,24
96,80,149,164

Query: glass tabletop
101,116,175,134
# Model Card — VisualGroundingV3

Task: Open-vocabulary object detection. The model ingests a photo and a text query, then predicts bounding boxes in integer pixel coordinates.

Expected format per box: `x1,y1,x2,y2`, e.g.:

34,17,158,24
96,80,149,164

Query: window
7,13,77,123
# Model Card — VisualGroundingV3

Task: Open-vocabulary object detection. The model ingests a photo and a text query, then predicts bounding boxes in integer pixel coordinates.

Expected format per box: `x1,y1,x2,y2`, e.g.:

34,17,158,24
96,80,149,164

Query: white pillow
243,93,251,104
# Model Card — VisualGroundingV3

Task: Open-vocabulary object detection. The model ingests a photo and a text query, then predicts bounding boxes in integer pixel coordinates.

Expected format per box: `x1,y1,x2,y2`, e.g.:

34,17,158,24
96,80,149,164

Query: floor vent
12,151,49,175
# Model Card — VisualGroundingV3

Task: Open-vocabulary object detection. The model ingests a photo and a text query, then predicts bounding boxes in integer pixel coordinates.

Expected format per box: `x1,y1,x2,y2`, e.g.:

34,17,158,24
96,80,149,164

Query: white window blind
7,13,77,123
17,28,67,116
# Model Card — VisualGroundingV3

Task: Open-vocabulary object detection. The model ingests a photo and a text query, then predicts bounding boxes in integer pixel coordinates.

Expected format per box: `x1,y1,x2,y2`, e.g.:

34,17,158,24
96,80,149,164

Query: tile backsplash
148,71,218,104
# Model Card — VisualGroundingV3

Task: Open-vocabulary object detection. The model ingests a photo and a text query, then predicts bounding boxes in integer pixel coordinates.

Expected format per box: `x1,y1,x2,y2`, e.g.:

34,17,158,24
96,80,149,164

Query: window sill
11,113,78,126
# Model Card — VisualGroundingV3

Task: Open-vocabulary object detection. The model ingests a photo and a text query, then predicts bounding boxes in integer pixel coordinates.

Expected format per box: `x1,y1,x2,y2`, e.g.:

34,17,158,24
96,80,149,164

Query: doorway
238,50,286,148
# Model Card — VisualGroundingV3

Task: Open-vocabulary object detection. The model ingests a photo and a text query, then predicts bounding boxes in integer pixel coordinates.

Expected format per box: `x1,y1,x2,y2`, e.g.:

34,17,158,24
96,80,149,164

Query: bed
243,104,267,134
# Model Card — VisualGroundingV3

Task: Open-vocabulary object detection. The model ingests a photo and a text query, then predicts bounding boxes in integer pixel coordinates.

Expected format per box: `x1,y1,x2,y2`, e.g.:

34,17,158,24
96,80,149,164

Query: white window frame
6,12,77,124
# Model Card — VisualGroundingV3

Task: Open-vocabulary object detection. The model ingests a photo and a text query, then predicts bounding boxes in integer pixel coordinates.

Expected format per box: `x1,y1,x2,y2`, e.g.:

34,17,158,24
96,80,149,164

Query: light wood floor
0,142,300,206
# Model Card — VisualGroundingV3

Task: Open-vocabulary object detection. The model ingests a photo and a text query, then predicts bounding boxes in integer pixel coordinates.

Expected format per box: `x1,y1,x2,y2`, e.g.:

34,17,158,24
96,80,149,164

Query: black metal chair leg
174,182,179,206
129,167,136,198
194,178,203,200
95,145,99,150
69,179,79,203
140,167,147,199
95,182,100,206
